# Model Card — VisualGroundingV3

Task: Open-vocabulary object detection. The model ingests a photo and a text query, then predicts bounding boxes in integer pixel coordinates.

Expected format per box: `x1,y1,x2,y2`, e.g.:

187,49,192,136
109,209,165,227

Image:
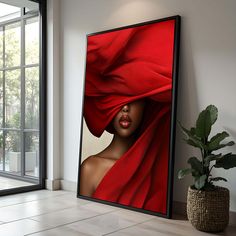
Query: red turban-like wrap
83,19,175,214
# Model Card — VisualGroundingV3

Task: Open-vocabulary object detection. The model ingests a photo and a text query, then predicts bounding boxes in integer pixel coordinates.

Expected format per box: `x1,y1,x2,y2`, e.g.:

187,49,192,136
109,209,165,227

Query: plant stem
203,137,210,185
208,165,214,179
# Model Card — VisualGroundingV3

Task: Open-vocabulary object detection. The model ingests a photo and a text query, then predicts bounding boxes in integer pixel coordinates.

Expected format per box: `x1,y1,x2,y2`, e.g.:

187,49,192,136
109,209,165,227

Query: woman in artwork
79,19,176,214
80,100,145,197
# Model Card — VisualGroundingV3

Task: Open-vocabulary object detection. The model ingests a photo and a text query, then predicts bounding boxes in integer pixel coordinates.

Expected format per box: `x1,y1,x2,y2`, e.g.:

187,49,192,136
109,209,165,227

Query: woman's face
112,100,145,138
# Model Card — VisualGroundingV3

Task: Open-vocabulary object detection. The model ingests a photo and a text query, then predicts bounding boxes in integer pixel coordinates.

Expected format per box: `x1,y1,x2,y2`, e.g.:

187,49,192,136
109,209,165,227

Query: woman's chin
116,130,135,138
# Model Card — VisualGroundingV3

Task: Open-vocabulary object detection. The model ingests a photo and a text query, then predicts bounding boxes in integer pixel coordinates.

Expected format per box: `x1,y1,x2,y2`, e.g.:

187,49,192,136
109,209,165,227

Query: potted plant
178,105,236,232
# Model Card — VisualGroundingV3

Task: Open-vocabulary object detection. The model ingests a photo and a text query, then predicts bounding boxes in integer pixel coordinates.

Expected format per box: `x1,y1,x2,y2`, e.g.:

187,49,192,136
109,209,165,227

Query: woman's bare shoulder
81,155,116,177
80,155,117,196
82,155,104,165
81,156,99,174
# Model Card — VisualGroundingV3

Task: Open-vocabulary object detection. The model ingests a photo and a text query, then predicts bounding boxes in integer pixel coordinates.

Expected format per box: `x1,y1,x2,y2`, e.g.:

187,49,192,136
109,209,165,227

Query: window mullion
2,25,5,172
0,63,40,72
20,8,25,177
0,13,39,28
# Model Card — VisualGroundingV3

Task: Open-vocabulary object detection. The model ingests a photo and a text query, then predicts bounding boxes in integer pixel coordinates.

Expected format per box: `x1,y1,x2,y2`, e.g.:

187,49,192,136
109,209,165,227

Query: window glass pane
25,17,39,65
0,71,3,127
0,27,3,68
5,131,21,175
24,3,39,15
5,22,21,68
5,69,21,128
0,3,21,23
25,131,39,177
25,67,39,129
0,130,3,171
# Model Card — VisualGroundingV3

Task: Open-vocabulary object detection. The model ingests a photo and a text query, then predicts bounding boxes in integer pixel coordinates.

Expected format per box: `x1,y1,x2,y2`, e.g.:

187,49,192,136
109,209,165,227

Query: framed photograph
77,15,181,218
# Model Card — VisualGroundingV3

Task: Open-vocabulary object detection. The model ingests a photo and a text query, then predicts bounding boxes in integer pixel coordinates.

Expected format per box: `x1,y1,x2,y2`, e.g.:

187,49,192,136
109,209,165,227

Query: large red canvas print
78,16,180,217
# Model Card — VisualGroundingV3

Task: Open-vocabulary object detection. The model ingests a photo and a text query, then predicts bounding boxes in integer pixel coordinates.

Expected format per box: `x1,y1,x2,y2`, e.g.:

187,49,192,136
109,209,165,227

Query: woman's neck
97,134,135,160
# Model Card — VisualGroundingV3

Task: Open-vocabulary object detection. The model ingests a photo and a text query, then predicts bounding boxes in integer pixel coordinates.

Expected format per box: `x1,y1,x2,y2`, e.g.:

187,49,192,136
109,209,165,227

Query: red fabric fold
84,19,175,214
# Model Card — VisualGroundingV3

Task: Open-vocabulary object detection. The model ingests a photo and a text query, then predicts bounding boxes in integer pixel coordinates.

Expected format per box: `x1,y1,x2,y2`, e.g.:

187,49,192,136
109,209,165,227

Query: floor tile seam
0,204,93,224
24,210,121,236
0,192,79,209
27,206,118,223
101,218,154,236
103,218,196,236
0,201,119,224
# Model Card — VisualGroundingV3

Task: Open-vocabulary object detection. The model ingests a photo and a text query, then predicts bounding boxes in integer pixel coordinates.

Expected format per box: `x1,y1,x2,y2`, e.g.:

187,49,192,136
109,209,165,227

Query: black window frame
0,0,47,196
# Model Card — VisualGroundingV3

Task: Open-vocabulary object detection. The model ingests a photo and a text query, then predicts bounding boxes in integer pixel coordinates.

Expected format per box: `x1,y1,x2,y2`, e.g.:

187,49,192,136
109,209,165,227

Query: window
0,3,21,23
0,0,45,191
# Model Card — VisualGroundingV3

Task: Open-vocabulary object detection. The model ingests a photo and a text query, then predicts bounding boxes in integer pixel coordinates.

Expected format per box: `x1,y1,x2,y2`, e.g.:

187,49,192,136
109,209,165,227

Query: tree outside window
0,11,39,178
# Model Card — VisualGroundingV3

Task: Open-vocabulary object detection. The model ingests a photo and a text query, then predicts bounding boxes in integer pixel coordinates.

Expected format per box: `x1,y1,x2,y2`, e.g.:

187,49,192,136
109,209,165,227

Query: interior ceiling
0,0,38,9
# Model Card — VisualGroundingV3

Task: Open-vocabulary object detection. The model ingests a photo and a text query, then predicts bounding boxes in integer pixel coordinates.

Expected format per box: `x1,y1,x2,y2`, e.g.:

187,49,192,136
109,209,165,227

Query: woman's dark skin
80,100,145,197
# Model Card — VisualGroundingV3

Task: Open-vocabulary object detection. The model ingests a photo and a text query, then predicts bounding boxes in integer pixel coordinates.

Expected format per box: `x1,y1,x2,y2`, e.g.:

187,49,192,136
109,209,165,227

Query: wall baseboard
48,179,236,227
60,179,77,192
45,179,61,190
173,200,187,216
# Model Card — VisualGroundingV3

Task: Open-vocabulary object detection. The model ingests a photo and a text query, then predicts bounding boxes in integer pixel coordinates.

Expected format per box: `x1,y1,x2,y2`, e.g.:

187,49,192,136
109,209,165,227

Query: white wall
59,0,236,211
47,0,61,186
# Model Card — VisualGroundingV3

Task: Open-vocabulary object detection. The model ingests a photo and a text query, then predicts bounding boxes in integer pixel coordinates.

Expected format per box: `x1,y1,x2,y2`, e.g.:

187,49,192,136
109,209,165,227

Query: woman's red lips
119,115,131,128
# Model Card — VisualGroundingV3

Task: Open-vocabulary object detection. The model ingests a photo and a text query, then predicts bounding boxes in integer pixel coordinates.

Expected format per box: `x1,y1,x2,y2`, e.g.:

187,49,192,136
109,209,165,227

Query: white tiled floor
0,176,34,190
0,190,235,236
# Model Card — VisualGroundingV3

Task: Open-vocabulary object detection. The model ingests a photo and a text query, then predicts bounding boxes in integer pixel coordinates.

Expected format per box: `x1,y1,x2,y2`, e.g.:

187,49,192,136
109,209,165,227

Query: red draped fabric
83,19,175,214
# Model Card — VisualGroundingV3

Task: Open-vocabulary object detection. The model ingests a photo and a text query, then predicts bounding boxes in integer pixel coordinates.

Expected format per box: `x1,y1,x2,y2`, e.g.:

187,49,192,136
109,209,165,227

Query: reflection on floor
0,176,34,190
0,163,38,178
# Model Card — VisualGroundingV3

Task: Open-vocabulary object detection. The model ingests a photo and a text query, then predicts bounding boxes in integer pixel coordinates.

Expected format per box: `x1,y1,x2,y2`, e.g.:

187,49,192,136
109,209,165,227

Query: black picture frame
77,15,181,218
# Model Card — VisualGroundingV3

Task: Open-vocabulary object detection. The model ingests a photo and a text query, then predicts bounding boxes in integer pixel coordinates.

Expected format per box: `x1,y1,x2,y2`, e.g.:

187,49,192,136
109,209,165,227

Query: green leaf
209,141,235,152
208,131,229,151
178,168,192,179
184,139,199,148
206,105,218,125
184,138,204,150
178,121,205,150
188,157,203,175
215,153,236,169
195,109,212,139
204,153,222,167
190,127,196,135
194,175,207,190
210,177,227,182
178,121,194,139
209,131,229,143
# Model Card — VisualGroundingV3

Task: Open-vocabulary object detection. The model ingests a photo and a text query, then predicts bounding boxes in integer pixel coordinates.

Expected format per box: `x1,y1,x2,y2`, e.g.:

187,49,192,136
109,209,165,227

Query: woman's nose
122,104,129,112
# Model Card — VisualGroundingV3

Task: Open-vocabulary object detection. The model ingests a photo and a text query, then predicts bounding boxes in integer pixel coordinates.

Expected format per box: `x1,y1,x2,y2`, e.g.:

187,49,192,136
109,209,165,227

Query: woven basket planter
187,186,229,232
